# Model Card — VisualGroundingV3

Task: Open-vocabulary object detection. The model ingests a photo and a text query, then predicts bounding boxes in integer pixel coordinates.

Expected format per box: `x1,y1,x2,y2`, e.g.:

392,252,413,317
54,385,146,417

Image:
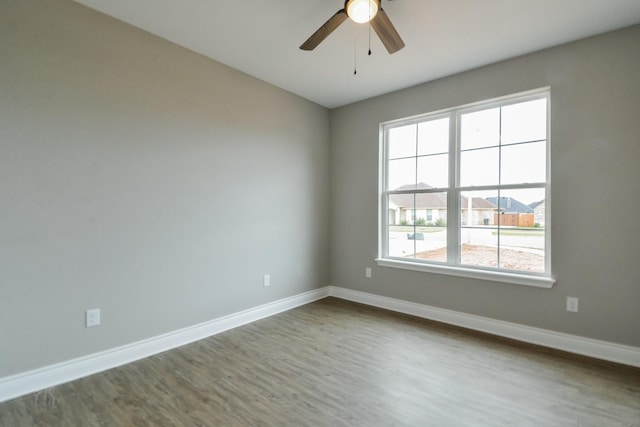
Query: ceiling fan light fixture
346,0,379,24
300,0,403,54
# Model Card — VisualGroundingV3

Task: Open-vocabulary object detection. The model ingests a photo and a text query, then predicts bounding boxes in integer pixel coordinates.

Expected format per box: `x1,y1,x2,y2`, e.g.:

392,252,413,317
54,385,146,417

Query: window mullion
497,107,503,269
447,112,459,265
379,126,389,258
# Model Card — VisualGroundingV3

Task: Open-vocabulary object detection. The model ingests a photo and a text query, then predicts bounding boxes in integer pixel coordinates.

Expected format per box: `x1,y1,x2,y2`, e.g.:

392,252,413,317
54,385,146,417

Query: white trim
329,286,640,368
0,287,330,403
3,285,638,404
375,258,555,288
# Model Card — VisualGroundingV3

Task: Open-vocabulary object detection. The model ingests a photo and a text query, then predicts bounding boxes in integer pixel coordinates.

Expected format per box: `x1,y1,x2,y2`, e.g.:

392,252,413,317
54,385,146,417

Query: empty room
1,0,639,425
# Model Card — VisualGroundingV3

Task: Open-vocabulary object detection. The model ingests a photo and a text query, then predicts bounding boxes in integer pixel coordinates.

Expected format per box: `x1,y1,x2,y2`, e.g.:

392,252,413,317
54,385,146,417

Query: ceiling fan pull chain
368,19,372,55
354,37,358,75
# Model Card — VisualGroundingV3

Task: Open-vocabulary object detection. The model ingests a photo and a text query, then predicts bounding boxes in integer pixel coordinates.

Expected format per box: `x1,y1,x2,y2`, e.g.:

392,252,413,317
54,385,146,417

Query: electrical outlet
566,297,579,313
263,274,271,287
85,308,101,327
365,267,372,278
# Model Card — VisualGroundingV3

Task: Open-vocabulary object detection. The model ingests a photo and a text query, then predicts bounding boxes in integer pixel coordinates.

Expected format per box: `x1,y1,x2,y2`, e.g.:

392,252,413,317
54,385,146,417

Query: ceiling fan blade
300,9,348,51
370,8,405,54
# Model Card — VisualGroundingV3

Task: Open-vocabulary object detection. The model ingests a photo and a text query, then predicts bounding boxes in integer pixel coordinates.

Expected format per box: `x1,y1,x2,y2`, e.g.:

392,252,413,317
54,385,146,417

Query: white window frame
377,88,555,288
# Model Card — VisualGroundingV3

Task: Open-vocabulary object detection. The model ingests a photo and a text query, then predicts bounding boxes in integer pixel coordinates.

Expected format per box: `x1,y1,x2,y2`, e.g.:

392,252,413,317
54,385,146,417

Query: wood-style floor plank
1,297,639,426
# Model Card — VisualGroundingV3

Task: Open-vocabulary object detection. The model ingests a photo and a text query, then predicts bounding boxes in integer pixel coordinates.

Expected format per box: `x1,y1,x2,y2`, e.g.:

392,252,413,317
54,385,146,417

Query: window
378,89,553,287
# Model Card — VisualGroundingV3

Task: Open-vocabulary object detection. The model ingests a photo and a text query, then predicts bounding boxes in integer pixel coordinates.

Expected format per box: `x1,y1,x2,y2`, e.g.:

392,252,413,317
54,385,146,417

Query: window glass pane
395,192,448,262
460,190,499,226
501,141,546,185
414,192,447,225
460,229,498,268
499,243,544,273
388,158,415,191
388,124,417,159
387,194,416,258
460,190,499,268
417,154,448,188
460,108,500,150
417,117,449,155
501,98,547,145
460,147,499,187
493,188,545,273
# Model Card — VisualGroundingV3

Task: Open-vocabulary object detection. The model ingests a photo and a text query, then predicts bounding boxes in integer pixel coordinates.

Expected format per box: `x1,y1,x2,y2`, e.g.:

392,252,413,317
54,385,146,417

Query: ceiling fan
300,0,405,54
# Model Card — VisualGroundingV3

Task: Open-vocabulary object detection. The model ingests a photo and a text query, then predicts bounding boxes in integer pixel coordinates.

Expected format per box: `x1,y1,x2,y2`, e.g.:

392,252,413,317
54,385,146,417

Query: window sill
375,258,555,288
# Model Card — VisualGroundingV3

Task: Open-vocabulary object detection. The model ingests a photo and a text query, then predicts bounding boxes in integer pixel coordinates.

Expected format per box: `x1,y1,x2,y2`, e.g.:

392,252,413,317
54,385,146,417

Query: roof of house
463,197,497,209
390,192,448,209
486,197,534,214
529,199,545,209
389,183,497,210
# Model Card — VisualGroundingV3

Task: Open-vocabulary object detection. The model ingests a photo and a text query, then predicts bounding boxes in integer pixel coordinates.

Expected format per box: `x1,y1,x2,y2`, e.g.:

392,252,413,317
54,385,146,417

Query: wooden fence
494,213,534,227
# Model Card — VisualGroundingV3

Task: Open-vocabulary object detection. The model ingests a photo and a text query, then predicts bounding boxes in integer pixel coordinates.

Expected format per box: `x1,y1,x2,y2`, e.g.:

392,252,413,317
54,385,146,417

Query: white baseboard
0,287,330,403
329,286,640,368
3,285,638,403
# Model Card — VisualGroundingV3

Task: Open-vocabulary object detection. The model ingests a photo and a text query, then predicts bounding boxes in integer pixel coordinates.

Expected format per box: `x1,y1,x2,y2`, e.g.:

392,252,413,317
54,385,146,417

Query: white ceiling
74,0,640,108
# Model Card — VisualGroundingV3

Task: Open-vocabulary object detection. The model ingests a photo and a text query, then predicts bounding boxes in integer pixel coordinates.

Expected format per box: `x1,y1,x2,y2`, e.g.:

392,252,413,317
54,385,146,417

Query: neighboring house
486,197,535,227
389,190,447,225
389,183,498,226
461,197,498,226
529,199,546,226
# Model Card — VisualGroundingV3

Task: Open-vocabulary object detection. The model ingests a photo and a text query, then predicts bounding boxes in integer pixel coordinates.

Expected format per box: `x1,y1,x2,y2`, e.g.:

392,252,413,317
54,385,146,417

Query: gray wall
0,0,330,377
1,0,638,381
330,25,640,347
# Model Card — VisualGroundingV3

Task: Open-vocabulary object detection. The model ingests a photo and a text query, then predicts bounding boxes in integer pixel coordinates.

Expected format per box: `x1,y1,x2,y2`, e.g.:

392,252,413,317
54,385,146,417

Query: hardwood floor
1,297,639,426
